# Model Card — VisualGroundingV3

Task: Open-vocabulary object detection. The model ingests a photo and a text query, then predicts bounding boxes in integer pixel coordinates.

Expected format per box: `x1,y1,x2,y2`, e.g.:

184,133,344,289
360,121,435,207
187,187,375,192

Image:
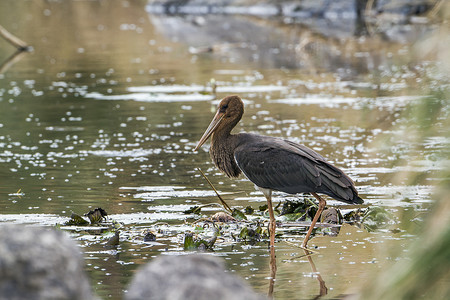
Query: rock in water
125,254,266,300
0,225,94,300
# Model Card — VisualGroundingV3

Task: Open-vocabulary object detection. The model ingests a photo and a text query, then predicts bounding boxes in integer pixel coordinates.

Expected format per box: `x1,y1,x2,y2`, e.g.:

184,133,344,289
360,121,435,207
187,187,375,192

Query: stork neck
212,128,231,143
209,130,241,178
211,118,236,145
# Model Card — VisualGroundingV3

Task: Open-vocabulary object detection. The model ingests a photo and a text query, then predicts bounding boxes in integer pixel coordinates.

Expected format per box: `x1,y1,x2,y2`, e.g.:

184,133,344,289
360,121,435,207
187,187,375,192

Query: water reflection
304,250,328,300
0,49,30,74
268,245,276,298
268,246,329,299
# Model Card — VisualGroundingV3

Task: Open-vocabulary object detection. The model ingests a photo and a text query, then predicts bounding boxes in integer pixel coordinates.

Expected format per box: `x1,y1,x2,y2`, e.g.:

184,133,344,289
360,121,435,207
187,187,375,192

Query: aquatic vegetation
64,213,90,226
56,198,388,254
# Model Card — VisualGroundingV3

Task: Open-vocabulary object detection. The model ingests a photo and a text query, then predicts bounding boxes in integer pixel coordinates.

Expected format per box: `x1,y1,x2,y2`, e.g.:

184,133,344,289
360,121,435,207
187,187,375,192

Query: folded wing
234,136,363,204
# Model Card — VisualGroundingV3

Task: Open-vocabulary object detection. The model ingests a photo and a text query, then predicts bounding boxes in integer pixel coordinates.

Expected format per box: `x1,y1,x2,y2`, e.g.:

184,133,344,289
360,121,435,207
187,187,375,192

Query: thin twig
197,168,233,213
364,0,377,36
0,50,29,74
151,222,170,227
428,0,444,18
284,240,320,254
305,196,318,208
0,25,29,50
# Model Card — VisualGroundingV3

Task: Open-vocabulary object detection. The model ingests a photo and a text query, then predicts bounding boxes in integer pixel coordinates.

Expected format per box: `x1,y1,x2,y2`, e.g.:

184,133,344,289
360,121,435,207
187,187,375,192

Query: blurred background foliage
354,2,449,299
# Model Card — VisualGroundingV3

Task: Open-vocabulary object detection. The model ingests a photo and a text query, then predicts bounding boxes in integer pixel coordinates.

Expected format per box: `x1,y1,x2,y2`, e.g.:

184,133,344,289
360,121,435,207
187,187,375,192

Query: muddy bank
147,0,438,39
145,0,438,73
147,0,435,19
145,5,437,76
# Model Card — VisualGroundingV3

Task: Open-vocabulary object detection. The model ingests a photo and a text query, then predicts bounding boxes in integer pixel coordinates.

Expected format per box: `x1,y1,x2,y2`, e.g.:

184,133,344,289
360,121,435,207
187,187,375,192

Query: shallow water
0,1,448,299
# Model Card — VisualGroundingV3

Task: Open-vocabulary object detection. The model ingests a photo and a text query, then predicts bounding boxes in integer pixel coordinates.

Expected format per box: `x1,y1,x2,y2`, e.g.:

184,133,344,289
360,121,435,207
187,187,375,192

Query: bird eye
220,104,228,112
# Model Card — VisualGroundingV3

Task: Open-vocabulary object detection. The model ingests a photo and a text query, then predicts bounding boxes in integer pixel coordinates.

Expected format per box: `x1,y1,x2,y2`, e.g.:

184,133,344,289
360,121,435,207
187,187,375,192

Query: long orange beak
194,109,225,151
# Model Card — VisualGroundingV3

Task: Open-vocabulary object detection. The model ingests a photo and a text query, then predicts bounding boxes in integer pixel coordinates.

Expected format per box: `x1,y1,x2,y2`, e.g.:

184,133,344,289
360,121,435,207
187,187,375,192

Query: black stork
194,95,363,248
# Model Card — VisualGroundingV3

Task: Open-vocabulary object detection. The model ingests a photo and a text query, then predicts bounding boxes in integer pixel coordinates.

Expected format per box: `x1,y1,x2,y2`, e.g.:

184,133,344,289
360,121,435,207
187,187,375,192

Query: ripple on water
269,95,426,110
127,84,286,94
120,185,233,201
127,84,206,93
110,212,190,223
45,126,85,132
85,83,286,103
357,185,434,206
120,186,184,192
0,214,66,225
85,92,214,102
87,148,161,157
133,190,228,201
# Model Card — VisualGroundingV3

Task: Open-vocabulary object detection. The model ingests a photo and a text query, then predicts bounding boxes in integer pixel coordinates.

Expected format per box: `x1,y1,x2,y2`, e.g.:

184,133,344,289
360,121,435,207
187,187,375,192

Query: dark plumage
195,95,363,248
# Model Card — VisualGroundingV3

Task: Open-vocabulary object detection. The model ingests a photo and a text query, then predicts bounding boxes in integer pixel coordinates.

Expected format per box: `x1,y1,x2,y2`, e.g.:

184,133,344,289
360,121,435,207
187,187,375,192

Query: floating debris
321,208,342,236
55,202,386,253
183,229,217,251
8,189,25,197
63,207,110,227
244,206,254,215
183,205,202,214
231,208,247,221
64,213,90,226
85,207,108,224
104,230,120,248
361,206,395,232
237,224,266,244
210,212,236,222
144,231,157,242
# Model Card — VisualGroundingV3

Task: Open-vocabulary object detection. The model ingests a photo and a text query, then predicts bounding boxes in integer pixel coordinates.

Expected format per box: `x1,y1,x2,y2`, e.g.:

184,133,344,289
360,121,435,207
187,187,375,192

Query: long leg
264,190,276,249
262,189,277,298
302,192,326,248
